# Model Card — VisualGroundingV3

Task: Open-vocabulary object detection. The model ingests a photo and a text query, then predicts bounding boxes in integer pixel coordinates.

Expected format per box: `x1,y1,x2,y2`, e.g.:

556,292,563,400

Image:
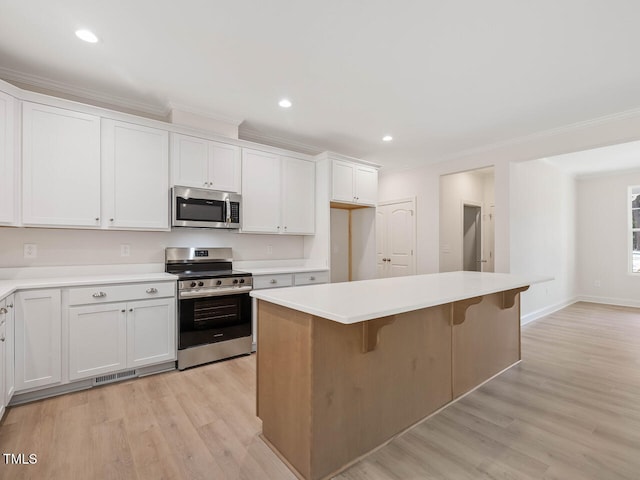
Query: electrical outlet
24,243,37,259
120,244,130,257
267,245,273,255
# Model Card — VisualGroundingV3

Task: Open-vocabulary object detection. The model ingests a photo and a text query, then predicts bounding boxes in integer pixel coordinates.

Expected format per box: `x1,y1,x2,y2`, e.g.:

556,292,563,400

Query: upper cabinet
22,102,101,227
331,159,378,206
102,120,169,230
170,133,241,193
0,91,16,225
241,148,315,235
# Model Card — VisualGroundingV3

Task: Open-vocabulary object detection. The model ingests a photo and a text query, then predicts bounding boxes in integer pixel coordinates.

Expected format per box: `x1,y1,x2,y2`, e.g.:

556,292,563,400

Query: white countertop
0,272,177,300
250,271,552,324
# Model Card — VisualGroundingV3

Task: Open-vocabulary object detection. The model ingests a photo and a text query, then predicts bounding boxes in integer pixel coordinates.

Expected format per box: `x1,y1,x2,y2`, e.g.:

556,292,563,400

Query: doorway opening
463,204,482,271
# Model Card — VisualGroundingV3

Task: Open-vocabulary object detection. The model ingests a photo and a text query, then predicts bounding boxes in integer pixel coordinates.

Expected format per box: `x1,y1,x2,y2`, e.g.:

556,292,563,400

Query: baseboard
574,295,640,309
521,297,578,326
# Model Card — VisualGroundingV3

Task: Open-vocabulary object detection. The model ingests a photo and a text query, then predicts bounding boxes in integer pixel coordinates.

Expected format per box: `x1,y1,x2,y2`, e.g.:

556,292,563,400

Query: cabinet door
0,91,16,224
102,119,169,230
241,149,281,233
127,298,176,368
4,295,14,404
170,133,209,188
209,141,241,193
282,156,315,234
331,160,355,203
0,299,6,418
68,303,127,381
355,165,378,206
22,102,101,227
15,289,61,391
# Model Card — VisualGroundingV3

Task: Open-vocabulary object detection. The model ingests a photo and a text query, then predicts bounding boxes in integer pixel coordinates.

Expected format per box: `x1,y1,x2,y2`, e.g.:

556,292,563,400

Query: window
631,186,640,273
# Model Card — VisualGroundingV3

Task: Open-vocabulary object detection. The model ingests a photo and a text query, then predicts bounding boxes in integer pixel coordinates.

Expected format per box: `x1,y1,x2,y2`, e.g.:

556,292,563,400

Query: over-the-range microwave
172,186,241,229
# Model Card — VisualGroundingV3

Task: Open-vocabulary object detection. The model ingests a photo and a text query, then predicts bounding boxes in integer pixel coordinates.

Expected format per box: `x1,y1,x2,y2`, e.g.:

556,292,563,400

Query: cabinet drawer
253,274,293,290
68,282,176,305
294,271,329,286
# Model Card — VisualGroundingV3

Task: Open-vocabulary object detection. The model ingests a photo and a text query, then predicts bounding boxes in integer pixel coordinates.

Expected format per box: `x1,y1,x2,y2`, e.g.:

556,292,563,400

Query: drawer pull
270,279,277,284
309,276,315,281
92,292,107,298
0,335,4,342
0,307,7,314
146,287,158,294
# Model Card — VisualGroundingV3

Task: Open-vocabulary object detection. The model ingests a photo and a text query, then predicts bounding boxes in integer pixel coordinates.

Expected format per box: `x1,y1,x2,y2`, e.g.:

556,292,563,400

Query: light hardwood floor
1,301,640,479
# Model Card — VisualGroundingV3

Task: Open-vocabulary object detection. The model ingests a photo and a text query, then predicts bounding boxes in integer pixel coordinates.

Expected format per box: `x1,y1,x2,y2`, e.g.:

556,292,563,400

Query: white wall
0,227,305,267
509,160,576,322
576,169,640,306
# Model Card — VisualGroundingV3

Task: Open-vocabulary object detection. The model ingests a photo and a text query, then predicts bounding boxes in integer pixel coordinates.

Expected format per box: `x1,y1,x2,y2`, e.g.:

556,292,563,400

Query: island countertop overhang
250,271,552,324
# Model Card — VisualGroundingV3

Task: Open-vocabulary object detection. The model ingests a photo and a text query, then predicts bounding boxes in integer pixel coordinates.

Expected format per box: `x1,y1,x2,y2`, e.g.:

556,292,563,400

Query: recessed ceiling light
278,99,292,108
75,29,99,43
382,135,393,142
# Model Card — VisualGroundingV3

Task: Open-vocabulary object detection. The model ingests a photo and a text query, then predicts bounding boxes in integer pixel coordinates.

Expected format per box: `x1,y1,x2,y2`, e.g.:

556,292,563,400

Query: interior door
377,199,416,278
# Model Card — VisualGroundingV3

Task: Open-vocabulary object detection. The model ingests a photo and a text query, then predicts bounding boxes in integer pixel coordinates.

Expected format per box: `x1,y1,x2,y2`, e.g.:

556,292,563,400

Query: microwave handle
225,198,231,224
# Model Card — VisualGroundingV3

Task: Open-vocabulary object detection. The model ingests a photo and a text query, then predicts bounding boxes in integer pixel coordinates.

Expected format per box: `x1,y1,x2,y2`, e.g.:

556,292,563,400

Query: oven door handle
179,286,252,299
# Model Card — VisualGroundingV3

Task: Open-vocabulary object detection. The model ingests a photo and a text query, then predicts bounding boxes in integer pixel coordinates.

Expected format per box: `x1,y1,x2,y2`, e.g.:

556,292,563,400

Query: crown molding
239,127,324,156
438,106,640,164
0,66,169,118
167,101,244,126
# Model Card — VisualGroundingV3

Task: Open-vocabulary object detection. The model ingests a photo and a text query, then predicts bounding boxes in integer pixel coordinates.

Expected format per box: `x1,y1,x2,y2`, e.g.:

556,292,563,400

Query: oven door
178,291,251,349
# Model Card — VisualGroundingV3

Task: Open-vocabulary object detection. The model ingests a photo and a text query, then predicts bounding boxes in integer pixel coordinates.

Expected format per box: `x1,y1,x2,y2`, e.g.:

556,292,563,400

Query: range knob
216,280,222,286
232,279,239,284
190,281,197,288
198,281,204,287
239,278,245,284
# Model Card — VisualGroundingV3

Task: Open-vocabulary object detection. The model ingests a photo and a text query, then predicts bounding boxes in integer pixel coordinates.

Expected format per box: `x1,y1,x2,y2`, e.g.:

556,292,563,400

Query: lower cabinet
68,288,176,381
15,289,62,392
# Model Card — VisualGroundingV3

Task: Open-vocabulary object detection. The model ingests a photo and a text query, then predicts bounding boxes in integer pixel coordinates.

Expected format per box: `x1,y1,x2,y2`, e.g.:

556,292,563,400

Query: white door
0,299,6,418
15,289,62,391
170,133,209,188
377,199,416,278
68,303,127,381
102,119,169,230
22,102,101,227
241,149,281,233
0,92,16,224
127,298,176,368
484,205,495,272
355,165,378,206
281,156,315,234
209,141,241,193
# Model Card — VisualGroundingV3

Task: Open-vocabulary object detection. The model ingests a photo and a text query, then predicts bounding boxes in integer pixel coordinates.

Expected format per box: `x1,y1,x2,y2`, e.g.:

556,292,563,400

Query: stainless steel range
165,247,253,370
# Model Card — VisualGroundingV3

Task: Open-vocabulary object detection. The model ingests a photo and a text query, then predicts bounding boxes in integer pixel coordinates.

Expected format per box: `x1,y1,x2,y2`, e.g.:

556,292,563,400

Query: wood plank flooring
1,301,640,479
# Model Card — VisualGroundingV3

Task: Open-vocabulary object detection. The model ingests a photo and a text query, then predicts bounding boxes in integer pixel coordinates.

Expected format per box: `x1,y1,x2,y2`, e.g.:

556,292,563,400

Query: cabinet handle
92,292,107,298
129,308,133,312
95,217,100,221
7,303,13,308
284,226,287,231
109,218,114,222
0,307,7,314
270,279,277,284
0,335,4,342
121,309,126,313
204,181,208,187
146,287,158,294
277,226,280,230
310,276,315,281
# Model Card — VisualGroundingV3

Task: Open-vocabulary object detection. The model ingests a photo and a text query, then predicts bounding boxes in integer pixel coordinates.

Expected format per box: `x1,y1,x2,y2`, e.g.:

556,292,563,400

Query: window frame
629,186,640,274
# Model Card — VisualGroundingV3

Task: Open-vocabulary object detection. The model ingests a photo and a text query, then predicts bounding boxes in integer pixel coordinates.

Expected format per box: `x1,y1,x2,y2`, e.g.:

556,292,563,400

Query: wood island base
256,288,526,480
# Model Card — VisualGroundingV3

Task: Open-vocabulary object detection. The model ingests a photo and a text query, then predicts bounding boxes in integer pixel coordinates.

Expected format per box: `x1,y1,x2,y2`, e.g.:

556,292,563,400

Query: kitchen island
251,271,550,480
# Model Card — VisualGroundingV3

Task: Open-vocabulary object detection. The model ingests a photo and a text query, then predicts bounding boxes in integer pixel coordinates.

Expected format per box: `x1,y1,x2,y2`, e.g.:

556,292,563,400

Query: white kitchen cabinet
22,102,101,227
15,289,62,392
241,149,281,233
331,159,378,206
171,133,241,192
242,149,315,234
67,281,176,381
281,156,315,234
68,303,127,381
102,119,170,230
3,295,15,406
0,91,16,225
0,298,6,419
127,298,176,368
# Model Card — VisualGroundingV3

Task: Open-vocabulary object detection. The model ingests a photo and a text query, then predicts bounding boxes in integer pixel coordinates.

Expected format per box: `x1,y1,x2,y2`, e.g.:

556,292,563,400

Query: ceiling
3,1,640,171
